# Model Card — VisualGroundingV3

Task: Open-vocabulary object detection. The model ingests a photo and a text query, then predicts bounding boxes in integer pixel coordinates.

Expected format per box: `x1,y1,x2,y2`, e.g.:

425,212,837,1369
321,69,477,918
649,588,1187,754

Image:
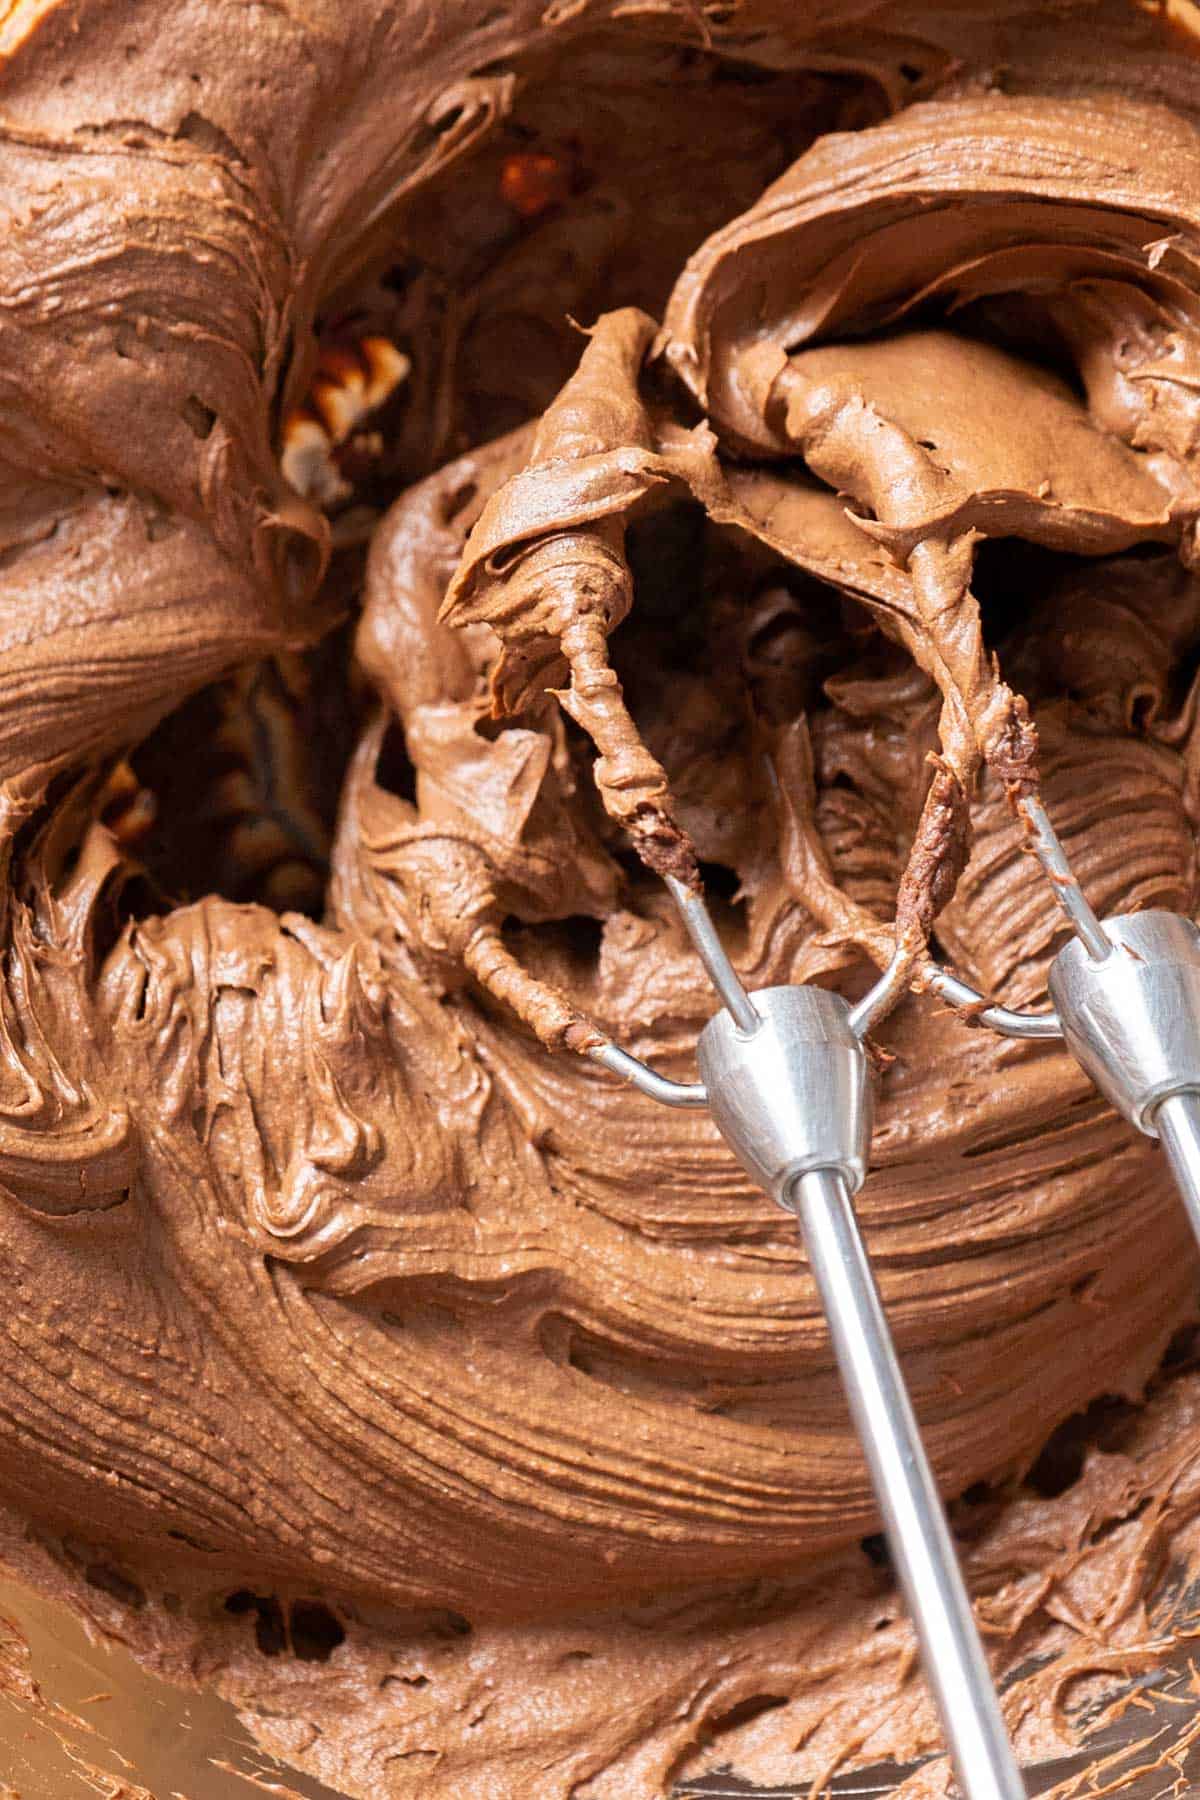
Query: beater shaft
696,984,1025,1800
1156,1091,1200,1238
796,1167,1026,1800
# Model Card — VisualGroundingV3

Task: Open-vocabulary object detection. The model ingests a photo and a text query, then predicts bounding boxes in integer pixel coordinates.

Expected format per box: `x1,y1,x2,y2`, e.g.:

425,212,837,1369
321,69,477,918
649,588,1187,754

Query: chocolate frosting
4,1,1200,1795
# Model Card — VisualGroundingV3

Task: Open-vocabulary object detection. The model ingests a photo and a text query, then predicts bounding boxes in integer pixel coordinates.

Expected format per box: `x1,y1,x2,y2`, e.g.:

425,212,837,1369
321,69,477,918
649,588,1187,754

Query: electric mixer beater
585,769,1200,1800
929,792,1200,1255
591,869,1028,1800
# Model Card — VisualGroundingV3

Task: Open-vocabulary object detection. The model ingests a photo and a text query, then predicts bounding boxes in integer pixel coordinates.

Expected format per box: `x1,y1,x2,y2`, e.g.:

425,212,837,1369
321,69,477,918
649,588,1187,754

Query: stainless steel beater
591,874,1027,1800
587,778,1200,1799
926,793,1200,1240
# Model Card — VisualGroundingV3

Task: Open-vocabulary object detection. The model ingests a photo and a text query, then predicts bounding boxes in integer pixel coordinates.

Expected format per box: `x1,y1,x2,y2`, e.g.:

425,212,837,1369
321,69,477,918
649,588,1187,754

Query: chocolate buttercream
4,2,1200,1796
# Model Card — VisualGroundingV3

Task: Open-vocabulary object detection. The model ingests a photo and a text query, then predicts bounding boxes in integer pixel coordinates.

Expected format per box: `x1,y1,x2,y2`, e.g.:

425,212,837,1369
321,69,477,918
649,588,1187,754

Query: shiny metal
696,985,871,1201
925,965,1062,1040
848,942,911,1037
593,916,1025,1795
1047,911,1200,1134
1018,794,1112,962
666,873,760,1035
845,943,1063,1041
1155,1090,1200,1239
589,1040,708,1109
696,986,1024,1797
793,1170,1026,1800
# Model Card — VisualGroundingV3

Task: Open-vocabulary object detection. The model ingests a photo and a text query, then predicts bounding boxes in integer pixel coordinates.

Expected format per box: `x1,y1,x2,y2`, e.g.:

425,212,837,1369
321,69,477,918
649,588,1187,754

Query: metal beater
591,873,1027,1800
588,783,1200,1798
927,794,1200,1245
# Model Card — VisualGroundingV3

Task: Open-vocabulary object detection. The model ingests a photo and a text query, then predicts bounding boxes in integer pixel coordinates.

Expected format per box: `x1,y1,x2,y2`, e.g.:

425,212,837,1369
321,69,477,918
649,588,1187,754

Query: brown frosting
4,2,1200,1795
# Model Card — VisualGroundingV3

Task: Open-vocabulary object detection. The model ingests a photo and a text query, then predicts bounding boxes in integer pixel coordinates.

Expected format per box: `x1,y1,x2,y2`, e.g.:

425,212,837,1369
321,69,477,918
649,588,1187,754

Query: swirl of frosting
1,7,1200,1797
